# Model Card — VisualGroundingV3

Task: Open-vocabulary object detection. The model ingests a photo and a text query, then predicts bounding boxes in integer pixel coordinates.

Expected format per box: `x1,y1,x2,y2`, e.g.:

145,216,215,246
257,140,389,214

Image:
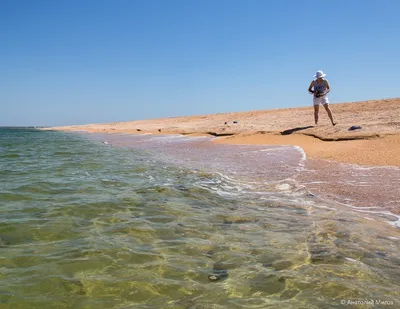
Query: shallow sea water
0,128,399,308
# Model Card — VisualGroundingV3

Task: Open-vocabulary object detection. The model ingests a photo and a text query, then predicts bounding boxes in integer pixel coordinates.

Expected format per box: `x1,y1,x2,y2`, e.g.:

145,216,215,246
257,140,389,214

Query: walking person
308,70,336,126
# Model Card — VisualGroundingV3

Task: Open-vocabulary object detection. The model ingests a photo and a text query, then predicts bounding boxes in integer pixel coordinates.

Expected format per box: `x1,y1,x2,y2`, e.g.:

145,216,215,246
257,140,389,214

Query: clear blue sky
1,0,399,126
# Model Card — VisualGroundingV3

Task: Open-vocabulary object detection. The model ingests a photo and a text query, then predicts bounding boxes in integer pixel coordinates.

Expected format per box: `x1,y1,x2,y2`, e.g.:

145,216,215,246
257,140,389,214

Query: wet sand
46,98,400,167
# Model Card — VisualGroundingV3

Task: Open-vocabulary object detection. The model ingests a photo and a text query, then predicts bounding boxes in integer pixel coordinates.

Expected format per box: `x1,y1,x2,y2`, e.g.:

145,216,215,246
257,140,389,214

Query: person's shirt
314,79,329,94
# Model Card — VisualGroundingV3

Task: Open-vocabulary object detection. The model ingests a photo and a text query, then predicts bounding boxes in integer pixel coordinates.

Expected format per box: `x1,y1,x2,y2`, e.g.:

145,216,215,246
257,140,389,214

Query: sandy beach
48,98,400,167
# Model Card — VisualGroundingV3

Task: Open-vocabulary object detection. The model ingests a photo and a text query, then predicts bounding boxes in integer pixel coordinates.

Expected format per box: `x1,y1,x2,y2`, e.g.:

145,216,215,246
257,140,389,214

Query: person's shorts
313,95,329,106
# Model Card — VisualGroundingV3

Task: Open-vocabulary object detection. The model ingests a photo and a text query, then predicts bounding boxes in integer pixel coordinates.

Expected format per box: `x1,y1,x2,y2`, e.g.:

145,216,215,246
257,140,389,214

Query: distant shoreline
43,98,400,167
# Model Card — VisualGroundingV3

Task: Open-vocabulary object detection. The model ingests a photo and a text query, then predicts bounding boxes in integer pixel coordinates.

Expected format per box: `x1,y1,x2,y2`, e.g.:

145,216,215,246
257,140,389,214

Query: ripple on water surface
0,129,399,308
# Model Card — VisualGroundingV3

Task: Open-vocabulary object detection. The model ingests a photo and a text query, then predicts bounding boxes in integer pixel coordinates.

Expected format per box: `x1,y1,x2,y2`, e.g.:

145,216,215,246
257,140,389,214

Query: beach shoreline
41,98,400,217
45,98,400,167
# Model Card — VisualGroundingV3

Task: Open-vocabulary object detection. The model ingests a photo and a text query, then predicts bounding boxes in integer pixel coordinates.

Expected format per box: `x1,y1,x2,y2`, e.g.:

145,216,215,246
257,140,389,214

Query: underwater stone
208,262,229,282
272,260,293,270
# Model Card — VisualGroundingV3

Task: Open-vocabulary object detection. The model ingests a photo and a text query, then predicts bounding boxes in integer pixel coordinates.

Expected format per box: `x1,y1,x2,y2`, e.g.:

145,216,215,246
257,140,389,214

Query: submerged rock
272,260,293,270
249,273,286,295
208,262,229,282
0,237,9,248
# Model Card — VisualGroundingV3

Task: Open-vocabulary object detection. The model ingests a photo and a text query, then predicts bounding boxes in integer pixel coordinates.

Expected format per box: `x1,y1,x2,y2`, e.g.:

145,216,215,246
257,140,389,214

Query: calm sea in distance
1,127,399,308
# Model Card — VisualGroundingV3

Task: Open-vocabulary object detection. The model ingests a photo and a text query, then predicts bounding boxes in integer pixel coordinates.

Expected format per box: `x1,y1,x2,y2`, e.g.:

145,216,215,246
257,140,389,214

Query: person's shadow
280,126,314,135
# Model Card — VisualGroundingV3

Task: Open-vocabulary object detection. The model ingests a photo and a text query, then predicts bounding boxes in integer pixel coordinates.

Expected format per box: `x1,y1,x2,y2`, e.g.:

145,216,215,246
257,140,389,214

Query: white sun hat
314,70,326,78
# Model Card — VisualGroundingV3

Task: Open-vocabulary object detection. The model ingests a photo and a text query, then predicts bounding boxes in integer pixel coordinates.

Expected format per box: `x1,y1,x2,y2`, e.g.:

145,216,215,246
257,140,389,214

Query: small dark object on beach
224,122,227,125
233,121,238,124
158,129,161,132
137,129,141,131
348,125,362,131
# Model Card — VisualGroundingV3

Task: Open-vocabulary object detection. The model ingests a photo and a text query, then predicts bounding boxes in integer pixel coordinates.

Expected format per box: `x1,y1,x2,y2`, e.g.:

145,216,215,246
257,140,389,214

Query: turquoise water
0,128,399,309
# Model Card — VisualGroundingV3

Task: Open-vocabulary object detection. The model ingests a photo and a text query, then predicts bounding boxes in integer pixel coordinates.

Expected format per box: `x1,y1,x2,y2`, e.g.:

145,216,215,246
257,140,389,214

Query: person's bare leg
323,104,336,125
313,105,319,125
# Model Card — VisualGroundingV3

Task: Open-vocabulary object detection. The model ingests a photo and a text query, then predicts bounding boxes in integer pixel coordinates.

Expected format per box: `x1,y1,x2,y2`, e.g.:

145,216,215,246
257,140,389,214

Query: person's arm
308,81,315,94
324,80,330,95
